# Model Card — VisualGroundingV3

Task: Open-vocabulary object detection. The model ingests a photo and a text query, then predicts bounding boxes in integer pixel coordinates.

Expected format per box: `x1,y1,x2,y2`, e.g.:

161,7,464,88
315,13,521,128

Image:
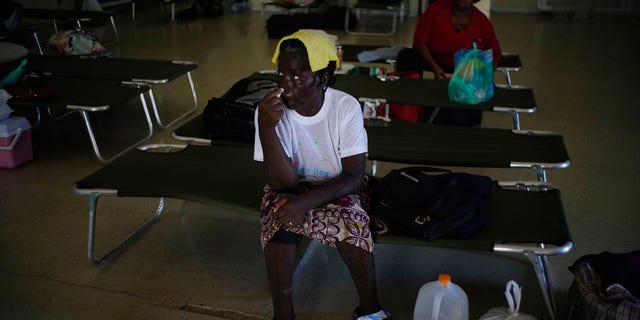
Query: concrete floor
1,4,639,320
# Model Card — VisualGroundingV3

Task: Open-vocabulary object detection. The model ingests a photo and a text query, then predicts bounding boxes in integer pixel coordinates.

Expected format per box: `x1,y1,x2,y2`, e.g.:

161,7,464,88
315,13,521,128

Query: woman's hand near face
258,87,285,130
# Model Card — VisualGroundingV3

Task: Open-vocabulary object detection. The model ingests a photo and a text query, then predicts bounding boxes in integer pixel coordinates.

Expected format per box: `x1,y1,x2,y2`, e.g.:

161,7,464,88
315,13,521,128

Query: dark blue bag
370,166,492,240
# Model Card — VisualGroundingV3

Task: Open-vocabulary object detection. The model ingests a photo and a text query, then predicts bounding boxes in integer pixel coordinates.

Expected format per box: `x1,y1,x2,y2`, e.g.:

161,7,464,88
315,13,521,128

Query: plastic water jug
414,274,469,320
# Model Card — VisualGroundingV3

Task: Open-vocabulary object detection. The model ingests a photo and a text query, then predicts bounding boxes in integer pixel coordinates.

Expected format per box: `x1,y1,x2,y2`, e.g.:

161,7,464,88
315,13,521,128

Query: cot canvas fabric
259,185,374,252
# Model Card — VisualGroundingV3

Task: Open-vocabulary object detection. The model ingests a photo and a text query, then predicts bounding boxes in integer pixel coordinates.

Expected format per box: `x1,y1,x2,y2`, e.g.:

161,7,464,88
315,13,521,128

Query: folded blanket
357,45,405,63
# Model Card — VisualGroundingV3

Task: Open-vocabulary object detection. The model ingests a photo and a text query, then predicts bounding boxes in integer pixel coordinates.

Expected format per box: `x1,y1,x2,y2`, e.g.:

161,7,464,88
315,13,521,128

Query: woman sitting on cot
397,0,502,80
397,0,502,126
253,30,390,320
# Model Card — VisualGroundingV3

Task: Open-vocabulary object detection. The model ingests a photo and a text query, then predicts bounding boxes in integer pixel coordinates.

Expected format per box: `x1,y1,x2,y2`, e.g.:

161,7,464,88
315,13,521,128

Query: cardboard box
0,116,33,169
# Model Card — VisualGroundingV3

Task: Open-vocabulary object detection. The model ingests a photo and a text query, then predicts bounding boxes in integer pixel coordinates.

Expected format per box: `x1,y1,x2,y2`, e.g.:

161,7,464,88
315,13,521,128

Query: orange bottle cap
438,274,451,288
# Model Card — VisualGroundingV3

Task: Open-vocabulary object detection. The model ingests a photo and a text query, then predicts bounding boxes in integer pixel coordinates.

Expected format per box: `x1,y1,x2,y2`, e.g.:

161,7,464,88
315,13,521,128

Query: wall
491,0,539,13
17,0,638,19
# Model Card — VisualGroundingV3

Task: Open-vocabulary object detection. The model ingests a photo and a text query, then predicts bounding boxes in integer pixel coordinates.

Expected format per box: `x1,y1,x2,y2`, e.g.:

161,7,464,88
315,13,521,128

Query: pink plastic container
0,116,33,169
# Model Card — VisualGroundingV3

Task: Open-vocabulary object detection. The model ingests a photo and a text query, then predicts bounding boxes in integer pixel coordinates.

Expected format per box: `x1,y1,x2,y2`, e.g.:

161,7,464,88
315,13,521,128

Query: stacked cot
7,55,198,163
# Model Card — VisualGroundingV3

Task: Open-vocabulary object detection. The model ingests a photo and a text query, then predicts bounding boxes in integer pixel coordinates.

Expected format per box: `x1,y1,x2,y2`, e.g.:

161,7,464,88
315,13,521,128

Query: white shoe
353,309,391,320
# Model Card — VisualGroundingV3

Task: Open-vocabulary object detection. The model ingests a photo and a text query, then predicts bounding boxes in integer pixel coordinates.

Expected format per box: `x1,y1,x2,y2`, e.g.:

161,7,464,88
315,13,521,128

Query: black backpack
369,166,493,240
202,77,277,144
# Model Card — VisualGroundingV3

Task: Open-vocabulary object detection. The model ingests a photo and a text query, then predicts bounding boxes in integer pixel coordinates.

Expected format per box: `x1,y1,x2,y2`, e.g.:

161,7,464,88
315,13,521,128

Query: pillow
0,42,29,64
0,104,13,121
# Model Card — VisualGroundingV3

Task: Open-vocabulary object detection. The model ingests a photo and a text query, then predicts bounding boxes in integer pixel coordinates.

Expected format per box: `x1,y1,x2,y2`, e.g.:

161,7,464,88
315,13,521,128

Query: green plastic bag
448,43,494,105
0,58,27,88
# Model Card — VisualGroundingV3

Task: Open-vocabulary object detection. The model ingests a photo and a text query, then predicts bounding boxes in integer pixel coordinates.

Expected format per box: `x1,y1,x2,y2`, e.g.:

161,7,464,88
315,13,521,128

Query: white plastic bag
479,281,537,320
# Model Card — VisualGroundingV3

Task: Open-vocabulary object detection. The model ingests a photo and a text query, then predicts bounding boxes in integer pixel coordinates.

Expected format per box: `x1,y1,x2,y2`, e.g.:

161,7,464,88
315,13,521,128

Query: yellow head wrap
272,30,339,72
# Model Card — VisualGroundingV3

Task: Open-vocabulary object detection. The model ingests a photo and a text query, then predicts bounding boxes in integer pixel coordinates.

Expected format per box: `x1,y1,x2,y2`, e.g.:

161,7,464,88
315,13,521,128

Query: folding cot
73,142,572,319
22,8,119,45
24,54,199,130
260,0,335,20
0,25,44,55
364,120,570,181
7,75,153,163
250,72,537,130
344,0,406,36
172,114,570,182
340,44,523,87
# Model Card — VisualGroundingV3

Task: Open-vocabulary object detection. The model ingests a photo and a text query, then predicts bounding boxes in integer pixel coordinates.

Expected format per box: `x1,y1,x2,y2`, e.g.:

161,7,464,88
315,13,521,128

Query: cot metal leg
147,71,198,129
171,1,176,22
88,192,165,265
147,88,161,127
31,30,43,55
186,71,198,108
426,107,441,124
132,1,136,20
46,107,75,120
32,107,42,127
495,238,571,320
532,165,548,183
72,93,154,163
109,15,119,43
524,248,556,320
502,69,513,87
510,110,521,130
370,160,377,176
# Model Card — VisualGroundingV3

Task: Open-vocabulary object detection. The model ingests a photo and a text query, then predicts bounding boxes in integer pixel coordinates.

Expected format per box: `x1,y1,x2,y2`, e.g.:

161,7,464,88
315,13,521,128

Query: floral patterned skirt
259,185,374,253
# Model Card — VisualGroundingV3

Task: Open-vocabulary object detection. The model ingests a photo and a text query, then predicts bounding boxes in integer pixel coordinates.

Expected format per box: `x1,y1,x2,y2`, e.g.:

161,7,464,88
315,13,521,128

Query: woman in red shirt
398,0,502,80
395,0,502,126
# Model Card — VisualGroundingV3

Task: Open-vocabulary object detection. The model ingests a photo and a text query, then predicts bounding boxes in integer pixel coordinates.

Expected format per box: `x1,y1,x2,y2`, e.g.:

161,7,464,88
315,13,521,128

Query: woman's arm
415,43,447,80
271,153,367,227
413,5,448,80
257,87,300,191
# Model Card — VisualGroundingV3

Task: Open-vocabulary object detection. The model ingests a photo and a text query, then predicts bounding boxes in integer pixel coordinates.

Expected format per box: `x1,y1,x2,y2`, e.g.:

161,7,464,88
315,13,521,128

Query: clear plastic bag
448,43,494,105
479,281,537,320
48,27,111,56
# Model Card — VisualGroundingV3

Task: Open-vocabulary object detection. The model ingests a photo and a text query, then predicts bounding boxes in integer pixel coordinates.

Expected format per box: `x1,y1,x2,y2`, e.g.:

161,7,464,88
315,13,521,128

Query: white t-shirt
254,87,368,182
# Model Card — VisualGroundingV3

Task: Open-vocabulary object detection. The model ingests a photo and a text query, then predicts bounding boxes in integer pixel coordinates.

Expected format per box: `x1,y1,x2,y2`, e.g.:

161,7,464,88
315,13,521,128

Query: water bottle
414,274,469,320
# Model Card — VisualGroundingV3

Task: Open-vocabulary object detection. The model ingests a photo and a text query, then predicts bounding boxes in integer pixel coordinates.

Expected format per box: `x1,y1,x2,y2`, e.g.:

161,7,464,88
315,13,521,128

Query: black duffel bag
202,77,277,144
369,166,493,241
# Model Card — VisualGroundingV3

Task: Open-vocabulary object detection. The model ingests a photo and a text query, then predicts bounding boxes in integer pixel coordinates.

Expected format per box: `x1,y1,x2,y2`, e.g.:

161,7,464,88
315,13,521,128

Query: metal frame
493,181,574,320
72,14,119,46
75,144,187,265
508,129,572,182
344,2,402,37
496,52,523,87
85,191,165,265
73,143,572,320
15,82,154,163
132,61,199,130
31,10,119,45
67,88,154,163
74,156,572,320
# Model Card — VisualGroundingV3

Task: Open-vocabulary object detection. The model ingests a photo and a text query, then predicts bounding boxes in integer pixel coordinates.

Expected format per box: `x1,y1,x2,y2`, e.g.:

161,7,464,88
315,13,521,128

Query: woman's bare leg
336,242,381,316
264,242,298,320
